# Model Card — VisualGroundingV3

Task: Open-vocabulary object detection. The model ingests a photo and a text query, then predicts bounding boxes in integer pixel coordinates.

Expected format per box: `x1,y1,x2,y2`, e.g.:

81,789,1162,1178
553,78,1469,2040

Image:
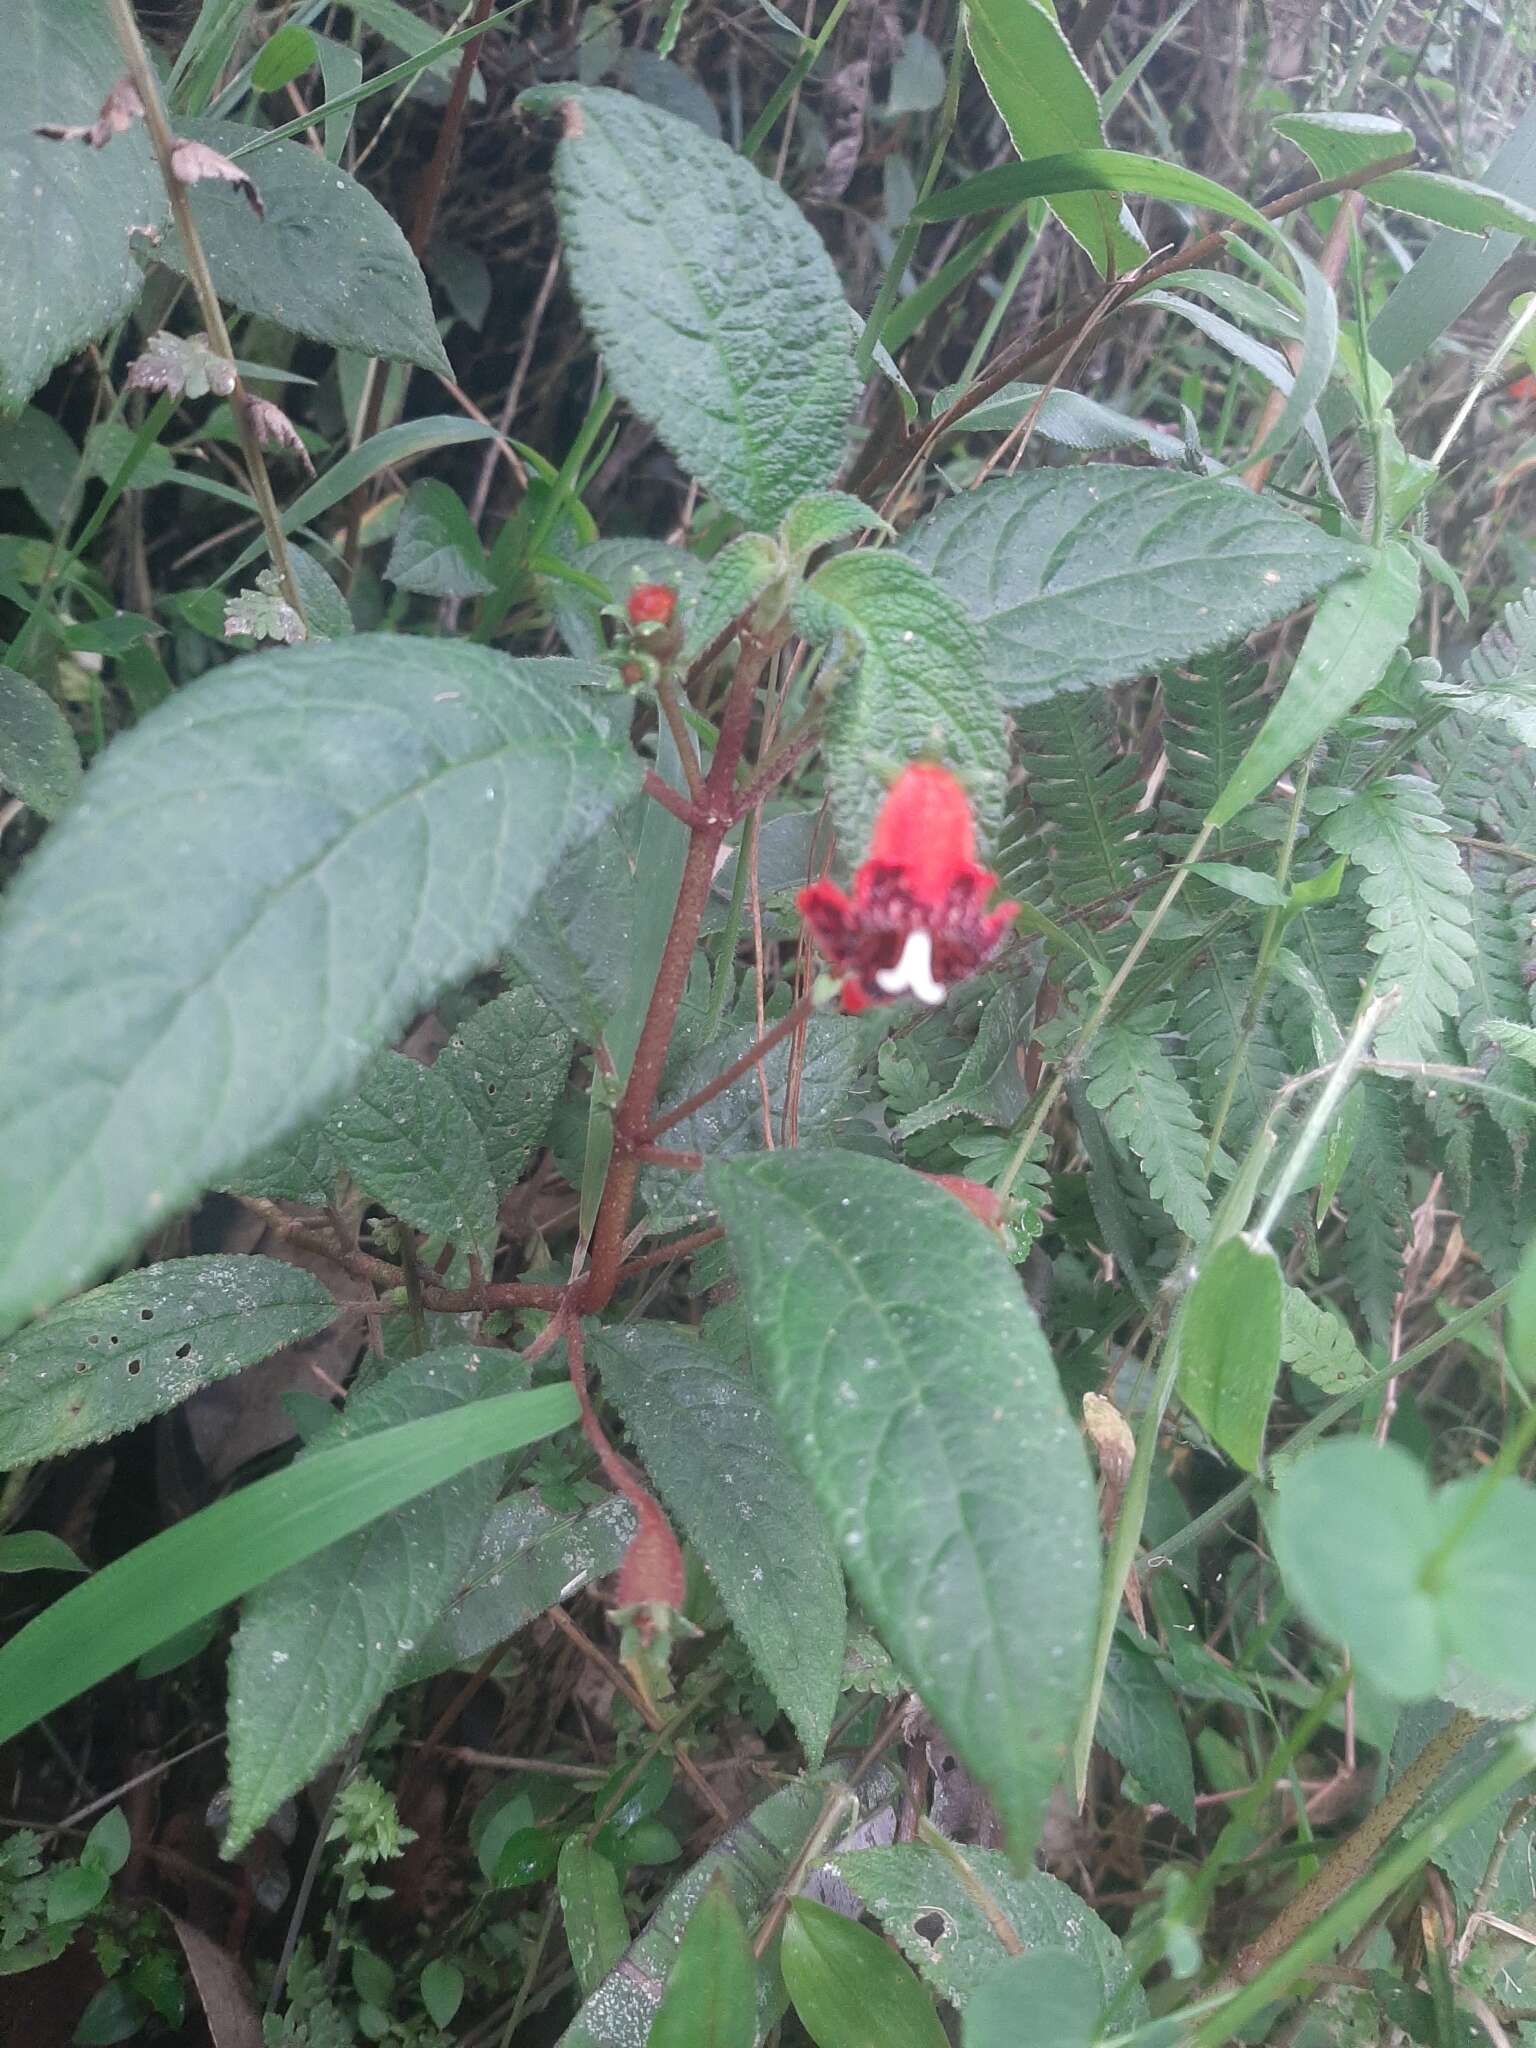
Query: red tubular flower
797,763,1018,1014
626,582,677,628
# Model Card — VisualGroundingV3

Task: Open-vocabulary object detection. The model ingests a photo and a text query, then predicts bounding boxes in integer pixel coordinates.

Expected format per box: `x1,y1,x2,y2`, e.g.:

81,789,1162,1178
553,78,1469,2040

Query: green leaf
218,1120,340,1205
558,1778,830,2046
836,1841,1144,2018
963,1950,1103,2047
782,1897,948,2048
941,379,1186,463
83,1807,129,1877
0,406,82,527
710,1151,1099,1861
1192,862,1286,909
0,667,81,821
781,492,891,560
418,1959,463,2031
1099,1643,1196,1827
0,1532,88,1574
404,1489,634,1684
286,547,354,640
649,1880,757,2048
436,982,575,1192
801,552,1007,854
1083,1005,1210,1239
915,145,1264,234
166,119,448,375
1273,109,1416,183
385,480,494,598
1322,774,1476,1063
1277,113,1536,241
1508,1238,1536,1391
326,1051,498,1265
0,1255,336,1469
251,22,318,93
0,1382,577,1748
1279,1285,1374,1396
522,85,856,527
1177,1236,1282,1472
959,11,1141,271
226,1345,521,1850
47,1859,109,1925
594,1324,846,1764
906,470,1367,708
1,1,165,409
1272,1440,1536,1702
558,1839,629,1997
0,638,637,1334
1208,543,1420,828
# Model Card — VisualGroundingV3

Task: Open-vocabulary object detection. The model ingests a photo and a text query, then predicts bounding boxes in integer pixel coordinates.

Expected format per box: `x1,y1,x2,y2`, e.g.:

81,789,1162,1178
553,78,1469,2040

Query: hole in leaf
174,1342,193,1361
108,1334,120,1345
126,1359,142,1376
139,1308,154,1321
912,1910,951,1946
74,1361,89,1375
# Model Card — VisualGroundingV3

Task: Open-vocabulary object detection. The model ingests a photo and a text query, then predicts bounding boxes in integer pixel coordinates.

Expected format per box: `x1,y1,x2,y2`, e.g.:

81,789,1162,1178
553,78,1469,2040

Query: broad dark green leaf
963,1950,1103,2047
836,1842,1143,2018
0,639,638,1334
782,1897,947,2048
226,1345,519,1851
167,119,448,375
649,1880,757,2048
557,1779,832,2046
0,1382,578,1748
218,1121,340,1206
1099,1644,1196,1827
960,9,1140,271
1272,1440,1536,1701
436,982,575,1192
1,1,165,408
0,1255,336,1469
523,85,857,527
405,1489,634,1683
801,552,1007,856
558,1838,630,1997
711,1151,1099,1861
594,1324,846,1764
418,1958,463,2031
251,23,318,93
1177,1236,1282,1473
385,480,494,598
1208,544,1420,827
327,1051,497,1265
0,667,82,820
906,471,1367,708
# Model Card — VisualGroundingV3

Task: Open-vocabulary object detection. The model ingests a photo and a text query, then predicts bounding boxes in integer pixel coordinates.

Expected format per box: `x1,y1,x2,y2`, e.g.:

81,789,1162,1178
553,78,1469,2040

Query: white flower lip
875,929,947,1005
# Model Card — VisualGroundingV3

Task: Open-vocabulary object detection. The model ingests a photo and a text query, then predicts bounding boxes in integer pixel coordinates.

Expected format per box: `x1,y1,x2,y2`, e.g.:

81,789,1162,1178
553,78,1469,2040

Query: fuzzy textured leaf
165,119,449,374
711,1151,1099,1861
525,85,857,527
0,1255,335,1469
226,1345,524,1851
595,1324,846,1764
0,639,638,1335
436,982,575,1192
803,552,1007,855
906,470,1366,707
1322,774,1475,1063
836,1842,1143,2016
1,1,165,408
326,1051,498,1264
0,668,81,821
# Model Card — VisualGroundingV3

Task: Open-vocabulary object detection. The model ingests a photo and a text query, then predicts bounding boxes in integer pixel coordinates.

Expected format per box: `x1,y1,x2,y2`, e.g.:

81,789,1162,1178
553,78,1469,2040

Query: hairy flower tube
797,763,1018,1014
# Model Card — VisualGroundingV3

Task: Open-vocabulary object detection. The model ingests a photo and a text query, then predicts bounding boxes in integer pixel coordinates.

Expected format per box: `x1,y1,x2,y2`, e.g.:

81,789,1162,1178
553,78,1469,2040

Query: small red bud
627,583,677,628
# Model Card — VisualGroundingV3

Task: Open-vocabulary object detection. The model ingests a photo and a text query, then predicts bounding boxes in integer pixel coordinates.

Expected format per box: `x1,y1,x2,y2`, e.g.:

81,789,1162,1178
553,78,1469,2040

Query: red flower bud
626,583,677,628
798,763,1017,1014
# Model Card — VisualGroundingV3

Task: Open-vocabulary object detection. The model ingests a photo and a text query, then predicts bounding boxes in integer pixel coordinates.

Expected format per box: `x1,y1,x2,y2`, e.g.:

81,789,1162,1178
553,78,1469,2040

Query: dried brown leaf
169,139,264,219
35,75,144,149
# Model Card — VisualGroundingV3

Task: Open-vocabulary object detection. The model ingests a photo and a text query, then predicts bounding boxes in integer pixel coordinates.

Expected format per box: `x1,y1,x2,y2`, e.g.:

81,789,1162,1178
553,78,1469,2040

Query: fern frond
1322,773,1475,1063
1461,1115,1536,1284
1083,1002,1210,1238
1461,852,1534,1160
1015,694,1156,942
1160,653,1266,850
1178,939,1289,1151
1280,1285,1373,1395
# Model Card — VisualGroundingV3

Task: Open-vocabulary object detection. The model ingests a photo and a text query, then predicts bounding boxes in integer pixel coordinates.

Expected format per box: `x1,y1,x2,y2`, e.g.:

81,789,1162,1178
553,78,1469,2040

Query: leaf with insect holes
160,119,448,374
436,982,575,1193
594,1324,846,1764
0,639,638,1336
906,470,1367,708
711,1151,1099,1862
1,3,166,408
522,85,857,527
0,1256,336,1469
226,1345,525,1852
798,552,1007,859
0,668,81,821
